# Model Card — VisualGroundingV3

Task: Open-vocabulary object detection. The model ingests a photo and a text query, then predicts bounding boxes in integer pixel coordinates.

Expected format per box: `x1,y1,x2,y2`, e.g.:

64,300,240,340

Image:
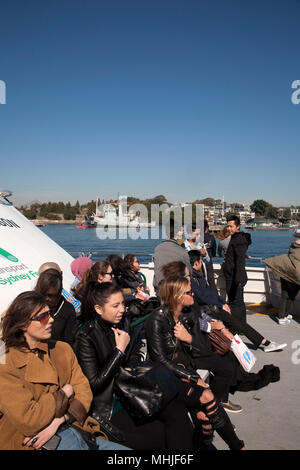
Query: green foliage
250,199,269,216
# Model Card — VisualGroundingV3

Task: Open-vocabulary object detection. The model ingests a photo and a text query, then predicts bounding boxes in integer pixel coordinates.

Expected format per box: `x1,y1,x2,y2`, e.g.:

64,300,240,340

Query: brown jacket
0,340,106,450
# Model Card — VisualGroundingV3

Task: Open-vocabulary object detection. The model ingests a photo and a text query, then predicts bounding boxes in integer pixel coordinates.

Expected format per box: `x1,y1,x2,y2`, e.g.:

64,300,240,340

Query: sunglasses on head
31,310,53,324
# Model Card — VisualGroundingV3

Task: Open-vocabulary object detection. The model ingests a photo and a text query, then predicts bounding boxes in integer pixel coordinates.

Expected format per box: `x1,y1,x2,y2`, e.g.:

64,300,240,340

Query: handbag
115,361,180,424
208,329,232,356
230,334,256,372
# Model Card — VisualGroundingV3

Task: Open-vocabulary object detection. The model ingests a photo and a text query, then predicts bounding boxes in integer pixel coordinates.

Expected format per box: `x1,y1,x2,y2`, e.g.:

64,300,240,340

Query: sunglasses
185,291,193,296
31,310,53,324
184,273,191,278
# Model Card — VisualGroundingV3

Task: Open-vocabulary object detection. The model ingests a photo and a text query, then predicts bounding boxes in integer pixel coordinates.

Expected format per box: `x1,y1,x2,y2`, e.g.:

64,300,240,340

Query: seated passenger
73,260,114,304
0,291,129,451
119,254,150,297
188,250,287,353
145,275,246,450
35,268,77,347
74,282,195,450
38,262,80,315
70,257,93,290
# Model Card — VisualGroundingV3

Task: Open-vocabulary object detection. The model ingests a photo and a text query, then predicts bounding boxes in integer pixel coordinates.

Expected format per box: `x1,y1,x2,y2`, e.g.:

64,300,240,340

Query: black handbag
115,361,180,424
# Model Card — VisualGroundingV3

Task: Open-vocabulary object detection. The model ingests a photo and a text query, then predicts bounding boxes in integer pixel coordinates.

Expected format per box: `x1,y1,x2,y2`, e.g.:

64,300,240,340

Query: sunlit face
181,288,194,307
226,220,240,236
95,292,125,324
98,265,114,283
131,257,140,273
24,305,54,347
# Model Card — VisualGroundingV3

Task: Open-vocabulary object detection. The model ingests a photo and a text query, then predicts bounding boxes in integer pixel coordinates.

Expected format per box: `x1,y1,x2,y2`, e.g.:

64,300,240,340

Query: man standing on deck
222,215,251,326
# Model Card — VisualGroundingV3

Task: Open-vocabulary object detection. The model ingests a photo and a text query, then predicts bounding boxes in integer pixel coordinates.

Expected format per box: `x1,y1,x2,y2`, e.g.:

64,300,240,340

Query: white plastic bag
230,334,256,372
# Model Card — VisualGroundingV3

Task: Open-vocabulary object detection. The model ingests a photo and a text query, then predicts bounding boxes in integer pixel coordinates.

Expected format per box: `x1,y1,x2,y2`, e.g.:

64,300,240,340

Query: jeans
56,426,130,450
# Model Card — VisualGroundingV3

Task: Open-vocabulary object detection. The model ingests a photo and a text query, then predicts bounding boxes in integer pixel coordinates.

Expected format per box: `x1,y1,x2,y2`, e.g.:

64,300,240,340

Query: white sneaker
286,314,293,320
263,341,287,353
278,317,291,325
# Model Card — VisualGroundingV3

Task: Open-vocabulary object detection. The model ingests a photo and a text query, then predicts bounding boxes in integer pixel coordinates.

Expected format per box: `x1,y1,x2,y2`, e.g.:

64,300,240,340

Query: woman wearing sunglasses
0,291,129,451
145,275,246,450
72,261,114,303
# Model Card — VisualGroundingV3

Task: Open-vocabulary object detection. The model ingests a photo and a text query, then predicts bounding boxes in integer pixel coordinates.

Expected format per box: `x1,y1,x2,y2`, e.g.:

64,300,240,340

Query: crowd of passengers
0,220,282,451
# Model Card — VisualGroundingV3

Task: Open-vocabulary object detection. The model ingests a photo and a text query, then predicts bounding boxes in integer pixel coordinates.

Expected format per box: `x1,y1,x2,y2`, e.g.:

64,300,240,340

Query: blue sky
0,0,300,207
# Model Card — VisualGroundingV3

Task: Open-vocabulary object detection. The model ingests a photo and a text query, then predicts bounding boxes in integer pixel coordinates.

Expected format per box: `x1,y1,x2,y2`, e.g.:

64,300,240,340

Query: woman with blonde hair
145,275,245,450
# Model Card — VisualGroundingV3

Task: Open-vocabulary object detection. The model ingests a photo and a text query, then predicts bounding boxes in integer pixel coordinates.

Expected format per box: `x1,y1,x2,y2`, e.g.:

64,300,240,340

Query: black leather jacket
75,314,142,420
145,305,213,384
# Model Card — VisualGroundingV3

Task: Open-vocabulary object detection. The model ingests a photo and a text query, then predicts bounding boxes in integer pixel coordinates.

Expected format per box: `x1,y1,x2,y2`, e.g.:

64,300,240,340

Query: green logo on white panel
0,248,19,262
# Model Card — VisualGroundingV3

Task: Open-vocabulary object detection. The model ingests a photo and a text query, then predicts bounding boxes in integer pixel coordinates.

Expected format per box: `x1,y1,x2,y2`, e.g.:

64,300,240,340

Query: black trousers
192,352,237,403
111,395,194,450
226,280,247,325
278,278,300,319
213,307,264,348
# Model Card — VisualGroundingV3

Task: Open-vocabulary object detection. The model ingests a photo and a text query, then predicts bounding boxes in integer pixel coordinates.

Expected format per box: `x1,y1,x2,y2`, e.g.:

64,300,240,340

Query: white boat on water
91,196,156,228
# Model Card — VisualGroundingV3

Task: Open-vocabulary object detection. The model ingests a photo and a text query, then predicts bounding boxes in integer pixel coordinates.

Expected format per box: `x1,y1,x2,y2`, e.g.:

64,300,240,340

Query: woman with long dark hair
35,268,77,347
0,291,128,450
74,281,196,450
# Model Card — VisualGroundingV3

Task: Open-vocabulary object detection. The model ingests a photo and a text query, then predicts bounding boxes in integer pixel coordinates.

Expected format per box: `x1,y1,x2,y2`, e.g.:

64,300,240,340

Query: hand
200,248,207,256
221,328,235,341
222,303,231,314
112,328,130,352
174,322,192,344
23,417,65,450
210,321,224,331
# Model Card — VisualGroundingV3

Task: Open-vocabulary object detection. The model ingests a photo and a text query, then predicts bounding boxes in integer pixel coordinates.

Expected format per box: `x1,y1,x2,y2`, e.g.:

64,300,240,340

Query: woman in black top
74,282,195,450
35,268,77,347
145,274,246,450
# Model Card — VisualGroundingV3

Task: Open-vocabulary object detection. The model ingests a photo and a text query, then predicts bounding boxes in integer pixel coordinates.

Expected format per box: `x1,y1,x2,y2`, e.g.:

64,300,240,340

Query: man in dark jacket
222,215,251,325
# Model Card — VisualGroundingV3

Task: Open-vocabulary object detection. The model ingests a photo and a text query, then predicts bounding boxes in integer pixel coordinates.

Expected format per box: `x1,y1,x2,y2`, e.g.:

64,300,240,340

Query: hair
106,254,125,279
215,227,230,240
80,281,122,324
161,261,186,279
1,291,46,351
227,215,240,226
159,275,189,312
123,254,136,272
188,249,201,267
72,260,111,301
35,268,63,296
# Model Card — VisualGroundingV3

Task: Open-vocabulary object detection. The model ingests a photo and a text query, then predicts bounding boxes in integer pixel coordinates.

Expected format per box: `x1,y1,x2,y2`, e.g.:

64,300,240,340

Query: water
40,225,296,267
